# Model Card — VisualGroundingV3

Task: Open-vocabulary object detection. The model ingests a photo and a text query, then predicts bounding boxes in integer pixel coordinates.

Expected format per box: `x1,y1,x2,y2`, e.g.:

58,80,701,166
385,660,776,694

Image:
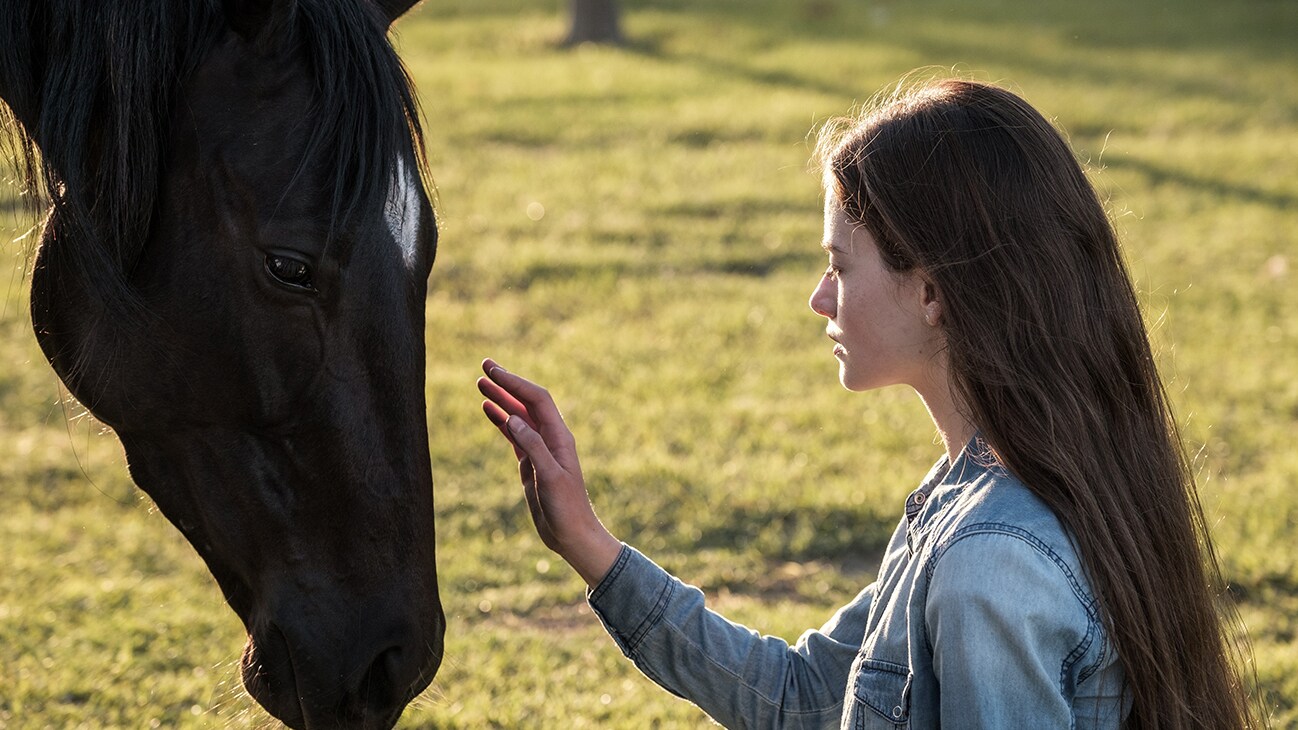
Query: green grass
2,0,1296,726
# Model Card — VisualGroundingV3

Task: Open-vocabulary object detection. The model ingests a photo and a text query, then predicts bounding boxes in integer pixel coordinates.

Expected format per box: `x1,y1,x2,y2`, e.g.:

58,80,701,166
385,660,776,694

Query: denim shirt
587,438,1130,728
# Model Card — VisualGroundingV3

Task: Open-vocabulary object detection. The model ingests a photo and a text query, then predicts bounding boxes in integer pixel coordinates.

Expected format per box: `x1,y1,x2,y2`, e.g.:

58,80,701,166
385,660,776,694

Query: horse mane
0,0,427,317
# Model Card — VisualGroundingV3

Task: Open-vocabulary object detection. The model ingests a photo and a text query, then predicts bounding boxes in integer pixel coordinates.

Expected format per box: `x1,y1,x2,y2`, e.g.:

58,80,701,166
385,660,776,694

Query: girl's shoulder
915,474,1121,720
921,465,1100,622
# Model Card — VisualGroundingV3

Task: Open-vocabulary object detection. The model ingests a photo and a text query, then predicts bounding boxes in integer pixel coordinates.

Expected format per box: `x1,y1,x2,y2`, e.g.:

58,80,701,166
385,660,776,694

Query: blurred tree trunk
563,0,622,46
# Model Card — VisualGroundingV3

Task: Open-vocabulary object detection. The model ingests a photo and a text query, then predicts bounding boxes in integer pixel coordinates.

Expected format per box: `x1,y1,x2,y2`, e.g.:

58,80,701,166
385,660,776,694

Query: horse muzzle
241,593,444,729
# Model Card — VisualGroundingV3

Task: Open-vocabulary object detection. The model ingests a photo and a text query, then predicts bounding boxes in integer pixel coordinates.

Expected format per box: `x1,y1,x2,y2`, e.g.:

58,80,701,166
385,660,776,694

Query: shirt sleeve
924,530,1096,728
588,544,874,729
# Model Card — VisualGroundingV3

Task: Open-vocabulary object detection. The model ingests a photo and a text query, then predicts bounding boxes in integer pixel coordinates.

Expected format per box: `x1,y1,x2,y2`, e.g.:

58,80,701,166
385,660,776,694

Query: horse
0,0,444,727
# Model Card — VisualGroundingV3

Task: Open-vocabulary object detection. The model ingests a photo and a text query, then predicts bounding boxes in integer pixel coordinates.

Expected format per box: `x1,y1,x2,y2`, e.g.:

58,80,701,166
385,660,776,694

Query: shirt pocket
850,659,912,729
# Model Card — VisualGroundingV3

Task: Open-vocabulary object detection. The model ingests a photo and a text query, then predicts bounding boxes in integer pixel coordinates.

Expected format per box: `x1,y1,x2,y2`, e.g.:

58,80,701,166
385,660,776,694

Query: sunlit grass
2,0,1295,726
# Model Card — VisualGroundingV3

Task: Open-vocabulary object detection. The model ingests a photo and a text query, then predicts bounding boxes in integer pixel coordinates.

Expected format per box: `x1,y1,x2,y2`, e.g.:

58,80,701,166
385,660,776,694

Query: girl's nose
809,276,835,318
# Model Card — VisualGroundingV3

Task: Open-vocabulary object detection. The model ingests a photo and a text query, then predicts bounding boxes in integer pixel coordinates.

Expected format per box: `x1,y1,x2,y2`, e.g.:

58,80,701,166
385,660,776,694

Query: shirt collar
904,432,996,529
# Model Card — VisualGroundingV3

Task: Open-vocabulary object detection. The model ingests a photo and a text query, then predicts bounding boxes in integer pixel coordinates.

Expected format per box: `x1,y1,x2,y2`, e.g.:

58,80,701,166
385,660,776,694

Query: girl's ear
920,279,943,327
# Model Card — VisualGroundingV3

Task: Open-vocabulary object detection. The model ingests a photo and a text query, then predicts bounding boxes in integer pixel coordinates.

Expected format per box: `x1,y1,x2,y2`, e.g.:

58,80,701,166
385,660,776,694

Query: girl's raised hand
477,358,622,587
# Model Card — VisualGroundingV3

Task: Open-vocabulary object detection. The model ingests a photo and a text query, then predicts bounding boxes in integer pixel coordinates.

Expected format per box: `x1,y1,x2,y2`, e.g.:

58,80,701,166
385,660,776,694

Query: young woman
477,78,1259,728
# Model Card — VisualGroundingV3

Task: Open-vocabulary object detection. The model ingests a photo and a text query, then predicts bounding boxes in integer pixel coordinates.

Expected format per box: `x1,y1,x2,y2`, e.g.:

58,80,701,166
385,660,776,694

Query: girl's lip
833,343,846,357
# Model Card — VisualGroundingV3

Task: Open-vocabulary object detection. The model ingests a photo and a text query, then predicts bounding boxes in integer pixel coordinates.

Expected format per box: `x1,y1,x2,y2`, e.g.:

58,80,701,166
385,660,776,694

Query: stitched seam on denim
624,579,675,654
1075,620,1104,686
657,622,845,718
920,524,1100,664
858,658,909,674
924,523,1099,614
1061,615,1098,693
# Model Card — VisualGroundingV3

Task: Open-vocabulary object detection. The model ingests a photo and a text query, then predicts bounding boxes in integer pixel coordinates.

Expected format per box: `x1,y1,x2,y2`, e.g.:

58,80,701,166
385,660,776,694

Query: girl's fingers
482,400,525,460
481,360,567,432
477,377,535,427
480,358,580,470
505,416,565,485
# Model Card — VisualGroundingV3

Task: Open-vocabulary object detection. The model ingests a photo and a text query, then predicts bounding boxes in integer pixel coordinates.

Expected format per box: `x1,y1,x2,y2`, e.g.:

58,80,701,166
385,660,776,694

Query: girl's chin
839,366,894,393
838,365,868,392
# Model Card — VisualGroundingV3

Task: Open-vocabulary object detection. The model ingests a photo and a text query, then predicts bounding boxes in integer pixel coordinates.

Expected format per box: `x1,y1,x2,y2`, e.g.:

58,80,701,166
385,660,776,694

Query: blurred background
2,0,1295,726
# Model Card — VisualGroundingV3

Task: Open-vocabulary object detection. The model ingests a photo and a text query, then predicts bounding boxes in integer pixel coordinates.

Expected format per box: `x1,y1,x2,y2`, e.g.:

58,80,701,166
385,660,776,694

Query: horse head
4,0,442,726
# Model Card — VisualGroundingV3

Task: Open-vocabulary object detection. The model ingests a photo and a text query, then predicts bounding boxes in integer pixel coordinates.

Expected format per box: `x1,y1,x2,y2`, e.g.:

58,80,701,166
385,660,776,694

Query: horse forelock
293,0,432,249
2,0,429,322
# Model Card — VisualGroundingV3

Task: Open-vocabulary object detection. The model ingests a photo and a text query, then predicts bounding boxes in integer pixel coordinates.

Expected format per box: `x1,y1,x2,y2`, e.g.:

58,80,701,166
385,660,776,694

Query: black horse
1,0,443,727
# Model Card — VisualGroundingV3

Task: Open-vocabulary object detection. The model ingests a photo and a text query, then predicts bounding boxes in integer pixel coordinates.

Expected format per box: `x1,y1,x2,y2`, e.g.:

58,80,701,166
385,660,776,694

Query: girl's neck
913,364,975,464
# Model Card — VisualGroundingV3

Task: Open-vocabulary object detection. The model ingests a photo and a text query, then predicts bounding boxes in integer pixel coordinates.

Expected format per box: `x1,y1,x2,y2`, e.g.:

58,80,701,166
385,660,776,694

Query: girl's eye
265,255,315,291
825,264,842,280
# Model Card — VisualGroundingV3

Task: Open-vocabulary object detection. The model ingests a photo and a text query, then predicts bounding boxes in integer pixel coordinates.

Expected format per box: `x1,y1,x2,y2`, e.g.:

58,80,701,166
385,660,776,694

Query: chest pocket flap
852,660,912,727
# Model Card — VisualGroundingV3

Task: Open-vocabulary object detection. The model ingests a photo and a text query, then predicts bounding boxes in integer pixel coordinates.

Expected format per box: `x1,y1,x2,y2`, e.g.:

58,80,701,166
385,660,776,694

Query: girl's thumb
506,416,561,480
508,416,539,451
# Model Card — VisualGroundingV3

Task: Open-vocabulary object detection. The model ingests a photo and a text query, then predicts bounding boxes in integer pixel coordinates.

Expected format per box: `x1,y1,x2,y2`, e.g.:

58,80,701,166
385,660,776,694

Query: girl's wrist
562,526,622,588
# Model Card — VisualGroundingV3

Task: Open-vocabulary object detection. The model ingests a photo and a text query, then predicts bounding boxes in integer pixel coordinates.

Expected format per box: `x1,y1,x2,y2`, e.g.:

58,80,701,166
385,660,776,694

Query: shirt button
914,492,926,504
892,706,904,719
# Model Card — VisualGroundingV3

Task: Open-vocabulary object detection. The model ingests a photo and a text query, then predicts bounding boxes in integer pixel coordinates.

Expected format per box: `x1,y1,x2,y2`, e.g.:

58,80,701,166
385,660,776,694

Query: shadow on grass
620,0,1298,134
693,501,894,563
494,248,814,291
1102,155,1298,210
616,496,894,580
618,2,1298,218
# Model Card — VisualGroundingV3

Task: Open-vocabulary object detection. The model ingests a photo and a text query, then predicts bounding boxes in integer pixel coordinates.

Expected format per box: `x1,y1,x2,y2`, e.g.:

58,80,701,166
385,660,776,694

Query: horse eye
265,255,315,291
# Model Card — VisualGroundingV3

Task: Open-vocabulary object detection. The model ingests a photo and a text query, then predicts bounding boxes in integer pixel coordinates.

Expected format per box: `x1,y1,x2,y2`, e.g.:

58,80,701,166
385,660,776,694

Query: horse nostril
359,643,417,708
364,645,398,687
241,629,307,730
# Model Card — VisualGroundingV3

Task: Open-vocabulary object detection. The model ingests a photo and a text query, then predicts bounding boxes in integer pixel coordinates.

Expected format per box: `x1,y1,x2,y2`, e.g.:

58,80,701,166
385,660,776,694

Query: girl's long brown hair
818,77,1259,728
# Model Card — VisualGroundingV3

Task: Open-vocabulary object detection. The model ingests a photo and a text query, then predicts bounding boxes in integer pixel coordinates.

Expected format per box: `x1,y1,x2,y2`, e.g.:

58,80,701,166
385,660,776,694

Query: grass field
2,0,1297,726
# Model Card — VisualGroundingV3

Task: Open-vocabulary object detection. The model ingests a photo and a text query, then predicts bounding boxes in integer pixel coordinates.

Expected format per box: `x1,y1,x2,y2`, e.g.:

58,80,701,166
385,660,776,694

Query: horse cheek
29,239,148,429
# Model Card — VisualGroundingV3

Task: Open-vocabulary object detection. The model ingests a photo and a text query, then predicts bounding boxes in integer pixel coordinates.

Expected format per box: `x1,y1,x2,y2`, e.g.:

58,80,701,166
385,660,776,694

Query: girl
477,78,1258,728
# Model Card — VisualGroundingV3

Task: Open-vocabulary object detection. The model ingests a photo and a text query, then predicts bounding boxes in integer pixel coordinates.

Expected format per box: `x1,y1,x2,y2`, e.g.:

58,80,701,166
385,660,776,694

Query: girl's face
808,197,941,392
